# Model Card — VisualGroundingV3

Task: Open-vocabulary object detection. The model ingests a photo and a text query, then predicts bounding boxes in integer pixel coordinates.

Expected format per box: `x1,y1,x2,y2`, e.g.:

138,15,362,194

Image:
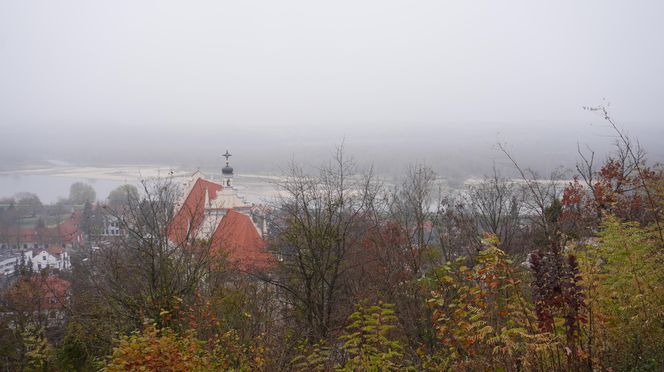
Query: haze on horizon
1,0,663,178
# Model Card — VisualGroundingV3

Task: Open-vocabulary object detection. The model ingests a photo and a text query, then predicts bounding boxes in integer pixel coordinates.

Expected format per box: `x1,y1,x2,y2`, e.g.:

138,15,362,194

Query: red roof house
33,275,71,310
169,171,272,271
6,275,71,312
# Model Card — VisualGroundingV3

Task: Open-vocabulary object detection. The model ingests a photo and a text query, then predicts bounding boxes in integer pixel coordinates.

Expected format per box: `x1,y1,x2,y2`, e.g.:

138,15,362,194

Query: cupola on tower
222,150,233,187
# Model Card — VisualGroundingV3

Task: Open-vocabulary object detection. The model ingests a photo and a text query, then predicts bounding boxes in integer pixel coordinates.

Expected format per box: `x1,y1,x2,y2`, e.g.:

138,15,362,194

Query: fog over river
0,165,282,205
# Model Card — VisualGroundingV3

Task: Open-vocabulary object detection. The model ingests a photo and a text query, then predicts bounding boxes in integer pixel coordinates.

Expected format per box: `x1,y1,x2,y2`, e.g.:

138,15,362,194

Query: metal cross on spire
222,150,232,162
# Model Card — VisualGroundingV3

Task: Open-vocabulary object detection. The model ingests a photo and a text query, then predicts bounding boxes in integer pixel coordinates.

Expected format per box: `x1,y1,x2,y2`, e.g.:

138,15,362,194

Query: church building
168,151,272,270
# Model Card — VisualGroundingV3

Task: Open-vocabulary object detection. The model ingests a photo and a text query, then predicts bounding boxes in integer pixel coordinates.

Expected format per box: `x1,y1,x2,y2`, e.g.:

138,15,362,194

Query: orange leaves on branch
104,323,259,371
428,237,540,370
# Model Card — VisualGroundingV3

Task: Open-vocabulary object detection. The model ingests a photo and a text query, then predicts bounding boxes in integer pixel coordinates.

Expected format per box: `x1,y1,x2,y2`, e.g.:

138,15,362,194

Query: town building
101,215,122,236
0,246,70,278
0,252,21,278
0,212,79,279
0,211,84,251
169,151,272,270
23,246,70,272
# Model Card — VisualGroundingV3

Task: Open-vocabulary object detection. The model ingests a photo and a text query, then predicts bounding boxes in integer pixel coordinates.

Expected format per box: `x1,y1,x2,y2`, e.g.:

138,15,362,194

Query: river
0,165,281,204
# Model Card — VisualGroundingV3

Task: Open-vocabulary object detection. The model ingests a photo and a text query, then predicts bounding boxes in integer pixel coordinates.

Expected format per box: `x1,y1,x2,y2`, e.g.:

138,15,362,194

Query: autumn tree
584,105,663,245
0,271,70,370
428,236,557,371
104,322,258,371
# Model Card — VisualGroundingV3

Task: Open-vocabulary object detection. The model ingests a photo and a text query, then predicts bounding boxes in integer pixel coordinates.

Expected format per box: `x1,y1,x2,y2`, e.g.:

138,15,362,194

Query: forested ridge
2,113,664,371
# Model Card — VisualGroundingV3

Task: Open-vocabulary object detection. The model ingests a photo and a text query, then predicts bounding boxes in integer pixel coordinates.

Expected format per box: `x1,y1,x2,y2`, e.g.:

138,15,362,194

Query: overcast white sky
1,1,663,174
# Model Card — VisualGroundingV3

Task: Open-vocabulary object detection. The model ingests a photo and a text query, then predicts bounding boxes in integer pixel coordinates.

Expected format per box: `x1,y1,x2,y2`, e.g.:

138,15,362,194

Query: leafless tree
498,143,567,246
465,166,524,253
584,105,662,245
380,163,446,352
435,195,477,260
387,164,442,275
86,177,218,329
263,145,379,341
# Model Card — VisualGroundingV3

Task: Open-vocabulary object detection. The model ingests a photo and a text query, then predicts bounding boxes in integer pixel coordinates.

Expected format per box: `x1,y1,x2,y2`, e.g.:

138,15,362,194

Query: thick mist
1,0,663,177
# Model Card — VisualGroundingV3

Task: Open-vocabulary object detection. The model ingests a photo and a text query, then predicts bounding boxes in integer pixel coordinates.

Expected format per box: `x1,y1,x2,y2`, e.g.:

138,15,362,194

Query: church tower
222,150,233,187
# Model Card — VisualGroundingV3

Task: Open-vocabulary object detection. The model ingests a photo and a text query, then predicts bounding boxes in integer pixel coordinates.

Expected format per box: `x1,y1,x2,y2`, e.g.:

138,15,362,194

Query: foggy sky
1,1,663,176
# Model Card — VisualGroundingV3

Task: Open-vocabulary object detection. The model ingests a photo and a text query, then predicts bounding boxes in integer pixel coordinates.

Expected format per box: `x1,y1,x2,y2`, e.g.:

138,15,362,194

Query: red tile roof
2,212,83,245
167,176,272,271
2,228,38,242
169,177,223,243
211,209,272,270
50,211,83,243
47,246,65,256
33,275,70,310
7,275,71,311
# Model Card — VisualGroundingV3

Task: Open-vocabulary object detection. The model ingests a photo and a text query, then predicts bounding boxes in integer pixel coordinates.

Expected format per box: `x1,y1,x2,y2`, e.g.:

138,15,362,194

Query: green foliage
293,301,407,371
14,192,43,217
545,197,563,225
578,215,664,370
292,341,332,371
107,184,139,208
21,323,55,371
79,201,93,236
338,302,405,371
56,317,116,371
69,182,96,205
57,326,93,370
